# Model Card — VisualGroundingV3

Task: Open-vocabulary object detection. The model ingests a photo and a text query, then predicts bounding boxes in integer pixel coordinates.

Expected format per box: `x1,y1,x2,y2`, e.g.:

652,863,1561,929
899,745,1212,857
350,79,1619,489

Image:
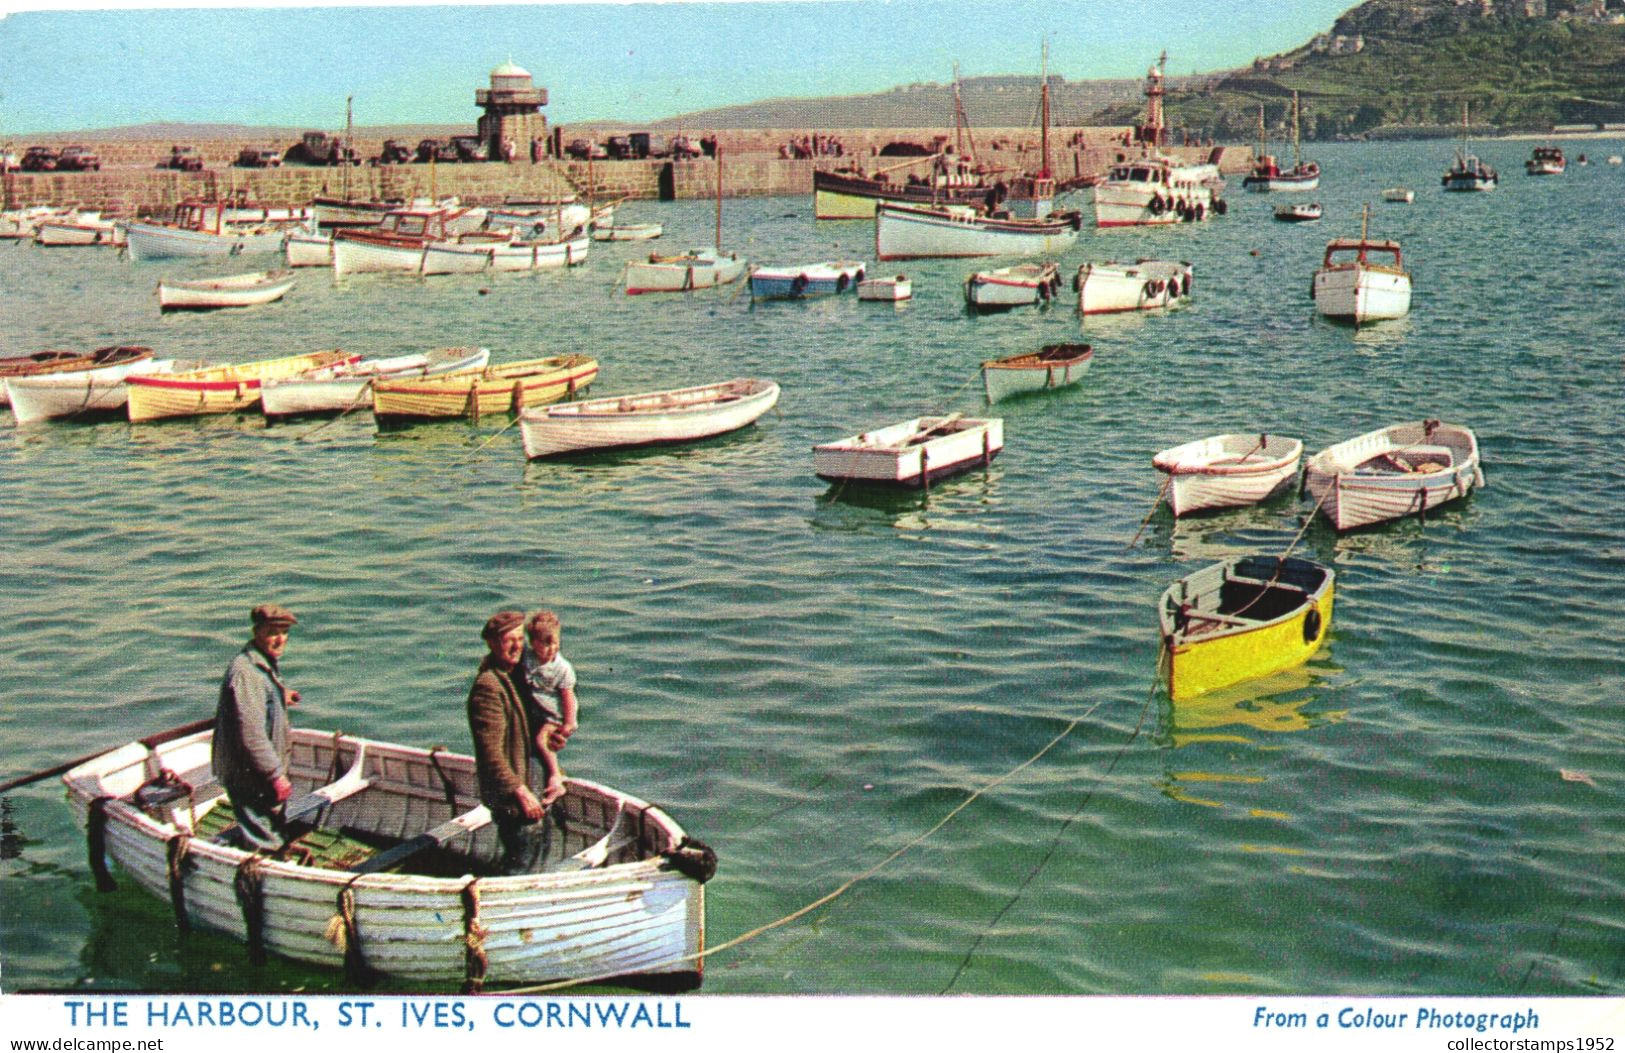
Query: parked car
56,145,101,171
628,133,669,160
287,130,358,166
605,135,635,160
564,138,609,161
416,138,459,164
450,135,489,163
669,135,705,160
375,139,413,165
20,146,59,172
235,146,283,168
160,144,204,172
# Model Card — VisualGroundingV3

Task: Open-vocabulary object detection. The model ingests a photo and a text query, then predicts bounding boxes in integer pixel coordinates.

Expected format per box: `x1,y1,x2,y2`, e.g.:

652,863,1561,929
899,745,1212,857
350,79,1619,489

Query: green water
1,139,1622,995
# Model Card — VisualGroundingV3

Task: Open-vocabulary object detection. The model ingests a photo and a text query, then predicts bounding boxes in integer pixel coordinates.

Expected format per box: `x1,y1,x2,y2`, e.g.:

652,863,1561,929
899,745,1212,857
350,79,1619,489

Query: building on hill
476,60,547,162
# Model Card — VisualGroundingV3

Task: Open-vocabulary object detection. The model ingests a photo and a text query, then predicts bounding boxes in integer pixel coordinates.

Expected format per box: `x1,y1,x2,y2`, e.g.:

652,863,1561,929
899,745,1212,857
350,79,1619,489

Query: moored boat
372,354,599,424
123,202,303,262
812,163,992,220
6,354,176,424
875,201,1082,261
963,261,1061,312
1092,155,1225,227
419,232,589,275
60,725,711,989
1159,555,1334,701
519,378,780,459
1302,419,1484,531
1241,93,1321,192
1273,202,1322,223
34,213,126,247
330,207,486,277
857,274,912,301
1312,208,1411,325
749,260,867,300
284,230,334,268
125,350,358,422
813,415,1003,487
1074,259,1192,315
157,270,296,312
261,346,491,419
0,205,78,240
624,248,747,294
980,343,1092,402
1525,145,1566,176
1442,103,1497,191
1381,188,1415,203
591,222,663,242
2,346,157,411
1151,433,1304,516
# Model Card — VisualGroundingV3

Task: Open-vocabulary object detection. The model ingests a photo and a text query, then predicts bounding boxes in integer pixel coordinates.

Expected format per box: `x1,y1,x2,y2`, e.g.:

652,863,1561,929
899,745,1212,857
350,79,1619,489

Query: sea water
1,138,1622,995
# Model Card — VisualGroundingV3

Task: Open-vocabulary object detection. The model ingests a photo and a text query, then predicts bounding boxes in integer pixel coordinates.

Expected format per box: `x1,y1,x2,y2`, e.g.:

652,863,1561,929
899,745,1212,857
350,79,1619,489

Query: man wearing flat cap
467,609,562,874
212,604,302,851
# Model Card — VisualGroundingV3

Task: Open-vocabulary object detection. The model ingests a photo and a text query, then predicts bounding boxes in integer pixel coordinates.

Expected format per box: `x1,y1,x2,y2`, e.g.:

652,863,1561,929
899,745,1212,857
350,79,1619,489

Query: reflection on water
811,467,1002,535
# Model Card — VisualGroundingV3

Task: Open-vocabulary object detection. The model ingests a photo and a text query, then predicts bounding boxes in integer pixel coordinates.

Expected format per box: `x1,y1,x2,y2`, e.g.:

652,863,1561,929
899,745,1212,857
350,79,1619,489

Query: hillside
1097,0,1625,140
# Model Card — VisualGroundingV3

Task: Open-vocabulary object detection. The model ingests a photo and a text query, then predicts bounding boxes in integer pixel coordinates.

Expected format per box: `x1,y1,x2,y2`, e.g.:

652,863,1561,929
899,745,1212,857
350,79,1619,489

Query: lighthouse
1138,51,1168,149
477,60,548,162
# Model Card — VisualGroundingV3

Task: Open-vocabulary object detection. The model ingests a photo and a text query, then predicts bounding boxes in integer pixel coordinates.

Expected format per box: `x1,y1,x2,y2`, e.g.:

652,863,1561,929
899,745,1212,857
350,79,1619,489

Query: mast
1256,103,1266,159
1038,42,1051,180
342,95,354,200
714,141,723,252
951,64,979,166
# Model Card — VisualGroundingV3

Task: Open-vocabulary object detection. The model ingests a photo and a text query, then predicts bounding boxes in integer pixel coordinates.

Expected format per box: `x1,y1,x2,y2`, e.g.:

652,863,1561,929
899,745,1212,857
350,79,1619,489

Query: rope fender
662,836,718,884
461,879,488,994
166,834,192,933
234,855,268,966
87,795,117,892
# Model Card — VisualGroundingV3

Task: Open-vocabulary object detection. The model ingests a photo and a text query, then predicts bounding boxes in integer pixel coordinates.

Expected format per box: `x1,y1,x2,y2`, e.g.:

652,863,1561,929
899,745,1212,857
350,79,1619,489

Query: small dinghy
371,355,598,425
857,274,911,301
981,343,1093,402
60,725,712,989
1,346,155,409
1152,433,1304,516
260,346,491,420
591,222,664,242
1273,202,1322,223
1160,555,1334,701
157,269,296,312
1381,188,1415,203
7,351,174,424
749,260,867,300
520,378,780,459
125,350,359,422
1074,259,1192,315
814,414,1002,488
1302,419,1484,531
963,261,1061,312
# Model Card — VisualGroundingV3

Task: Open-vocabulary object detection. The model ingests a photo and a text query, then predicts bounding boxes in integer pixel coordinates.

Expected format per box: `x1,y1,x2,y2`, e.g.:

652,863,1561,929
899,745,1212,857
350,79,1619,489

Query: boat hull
332,235,426,276
61,727,707,988
624,253,746,294
1303,421,1484,531
261,348,491,419
34,220,124,247
1313,264,1411,323
857,277,911,301
1075,260,1192,315
520,379,780,458
1161,556,1334,702
372,355,599,424
7,358,173,424
592,223,663,242
875,203,1080,261
981,345,1092,402
1152,433,1304,516
419,236,590,275
158,271,296,311
749,261,866,300
964,264,1060,311
1092,170,1219,228
284,232,334,268
126,351,357,422
812,169,989,220
814,416,1003,487
124,222,289,261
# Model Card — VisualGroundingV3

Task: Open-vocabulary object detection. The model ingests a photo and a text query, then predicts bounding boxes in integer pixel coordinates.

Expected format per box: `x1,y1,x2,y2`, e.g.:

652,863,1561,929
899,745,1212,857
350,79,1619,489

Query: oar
347,804,491,875
0,717,215,795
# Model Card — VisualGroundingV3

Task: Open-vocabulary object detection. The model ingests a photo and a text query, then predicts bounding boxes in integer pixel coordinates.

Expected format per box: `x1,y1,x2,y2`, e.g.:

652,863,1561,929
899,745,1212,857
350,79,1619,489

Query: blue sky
0,0,1358,133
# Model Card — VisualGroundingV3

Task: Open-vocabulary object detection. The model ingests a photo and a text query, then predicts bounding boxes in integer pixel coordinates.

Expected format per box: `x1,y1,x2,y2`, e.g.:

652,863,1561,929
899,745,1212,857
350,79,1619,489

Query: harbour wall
2,128,1250,213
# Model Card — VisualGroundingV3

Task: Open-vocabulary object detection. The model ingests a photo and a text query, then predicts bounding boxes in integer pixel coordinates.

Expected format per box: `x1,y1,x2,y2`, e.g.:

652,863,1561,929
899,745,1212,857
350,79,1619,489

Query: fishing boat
59,725,711,989
1302,419,1484,531
749,260,867,300
980,343,1092,402
624,145,747,294
260,346,491,420
125,350,358,422
519,378,780,459
1381,188,1415,203
371,354,599,425
2,346,156,412
157,270,296,312
1241,93,1321,192
284,230,335,268
1092,155,1225,227
486,200,591,236
1159,555,1334,702
1273,202,1322,223
1525,145,1566,176
1074,259,1192,315
1151,433,1304,517
592,222,663,242
963,262,1062,312
813,415,1003,487
34,212,125,247
1312,206,1411,325
331,208,498,277
419,232,590,275
1442,103,1497,191
857,275,912,301
875,201,1082,261
6,354,176,424
123,202,303,262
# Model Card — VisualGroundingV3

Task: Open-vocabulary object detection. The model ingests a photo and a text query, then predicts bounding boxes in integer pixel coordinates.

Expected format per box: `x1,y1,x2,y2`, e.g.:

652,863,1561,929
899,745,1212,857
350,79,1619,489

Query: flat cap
482,609,525,640
251,604,298,628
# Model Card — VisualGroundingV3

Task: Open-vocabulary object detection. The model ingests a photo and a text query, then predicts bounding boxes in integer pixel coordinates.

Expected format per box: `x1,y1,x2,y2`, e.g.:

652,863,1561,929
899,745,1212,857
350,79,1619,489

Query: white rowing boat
157,270,296,312
813,415,1003,487
1302,420,1484,531
963,262,1061,312
7,355,179,424
1152,433,1304,516
260,346,491,419
61,725,712,989
980,343,1093,403
520,378,780,459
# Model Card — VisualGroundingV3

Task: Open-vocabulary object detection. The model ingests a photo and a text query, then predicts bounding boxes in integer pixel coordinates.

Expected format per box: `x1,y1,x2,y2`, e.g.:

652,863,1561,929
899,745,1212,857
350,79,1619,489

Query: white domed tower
476,59,548,161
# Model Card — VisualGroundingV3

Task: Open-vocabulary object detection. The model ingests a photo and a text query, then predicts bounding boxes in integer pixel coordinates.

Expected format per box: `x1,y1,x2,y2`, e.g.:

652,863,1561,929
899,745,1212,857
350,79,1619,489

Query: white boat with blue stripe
749,260,867,300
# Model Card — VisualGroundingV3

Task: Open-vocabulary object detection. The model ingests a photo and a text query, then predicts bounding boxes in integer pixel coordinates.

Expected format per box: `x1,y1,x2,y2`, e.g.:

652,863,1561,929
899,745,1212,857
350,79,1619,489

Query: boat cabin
1322,237,1403,271
376,209,454,240
1107,160,1172,186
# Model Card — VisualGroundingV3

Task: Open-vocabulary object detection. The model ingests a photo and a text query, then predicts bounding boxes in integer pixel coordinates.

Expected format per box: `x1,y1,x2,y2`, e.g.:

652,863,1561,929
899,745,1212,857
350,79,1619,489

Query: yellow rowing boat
371,354,598,424
125,350,358,422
